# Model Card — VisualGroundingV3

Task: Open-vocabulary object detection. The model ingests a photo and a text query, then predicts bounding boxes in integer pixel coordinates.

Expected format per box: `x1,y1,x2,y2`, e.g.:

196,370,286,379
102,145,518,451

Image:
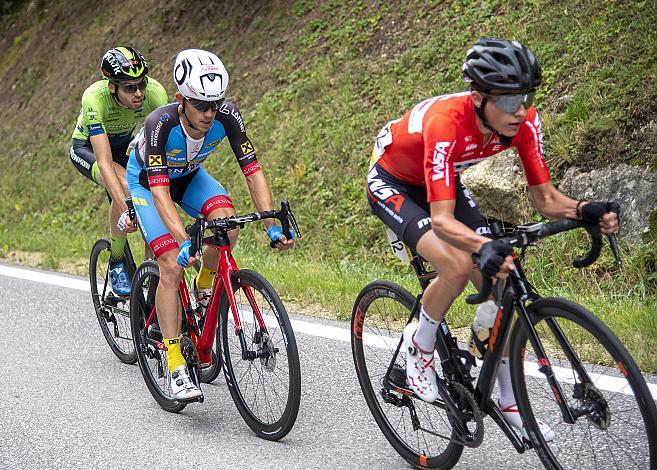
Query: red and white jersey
373,92,550,202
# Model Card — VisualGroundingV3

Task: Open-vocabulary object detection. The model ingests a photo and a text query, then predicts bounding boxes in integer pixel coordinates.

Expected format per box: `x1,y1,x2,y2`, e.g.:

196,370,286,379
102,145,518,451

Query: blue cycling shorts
127,157,234,257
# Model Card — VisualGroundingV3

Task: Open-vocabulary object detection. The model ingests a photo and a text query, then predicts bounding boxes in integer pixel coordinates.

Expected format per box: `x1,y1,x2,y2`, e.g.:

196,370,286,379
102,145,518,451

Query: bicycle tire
351,280,464,469
90,238,136,364
219,269,301,440
509,297,657,469
130,260,186,413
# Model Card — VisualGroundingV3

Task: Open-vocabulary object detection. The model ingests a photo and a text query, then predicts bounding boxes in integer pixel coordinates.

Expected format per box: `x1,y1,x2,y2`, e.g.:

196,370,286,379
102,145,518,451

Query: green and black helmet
101,46,148,82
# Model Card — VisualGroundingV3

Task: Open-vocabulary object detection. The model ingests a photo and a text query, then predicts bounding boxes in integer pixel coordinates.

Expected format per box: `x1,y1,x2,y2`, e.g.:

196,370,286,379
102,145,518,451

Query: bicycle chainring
445,381,484,448
181,335,201,379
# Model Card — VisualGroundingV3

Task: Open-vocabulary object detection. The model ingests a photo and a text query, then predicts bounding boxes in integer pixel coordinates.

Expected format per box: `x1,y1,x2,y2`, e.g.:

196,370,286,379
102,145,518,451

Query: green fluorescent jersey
71,78,168,150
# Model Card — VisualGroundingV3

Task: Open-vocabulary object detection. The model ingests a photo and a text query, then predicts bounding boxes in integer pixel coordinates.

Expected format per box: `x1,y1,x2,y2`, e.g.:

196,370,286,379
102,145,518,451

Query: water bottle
468,300,498,359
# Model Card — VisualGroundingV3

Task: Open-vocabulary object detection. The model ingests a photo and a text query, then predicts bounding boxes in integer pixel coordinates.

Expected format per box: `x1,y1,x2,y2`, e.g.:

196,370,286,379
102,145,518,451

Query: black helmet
101,46,148,81
462,38,541,93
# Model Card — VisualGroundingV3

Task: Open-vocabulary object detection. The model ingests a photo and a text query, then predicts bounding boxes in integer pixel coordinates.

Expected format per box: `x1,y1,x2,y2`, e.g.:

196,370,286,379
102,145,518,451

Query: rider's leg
178,169,236,291
155,249,184,349
108,163,130,263
413,230,474,351
195,207,238,289
154,248,202,400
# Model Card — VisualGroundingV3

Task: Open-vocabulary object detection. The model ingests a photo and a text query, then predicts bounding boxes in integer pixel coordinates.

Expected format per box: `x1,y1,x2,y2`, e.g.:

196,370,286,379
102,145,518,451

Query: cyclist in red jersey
367,38,619,441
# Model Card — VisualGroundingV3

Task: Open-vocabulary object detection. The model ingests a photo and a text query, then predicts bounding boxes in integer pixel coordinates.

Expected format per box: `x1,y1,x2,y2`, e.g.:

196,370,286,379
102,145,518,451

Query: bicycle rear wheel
510,297,657,469
90,238,136,364
130,260,186,413
219,269,301,440
351,280,464,469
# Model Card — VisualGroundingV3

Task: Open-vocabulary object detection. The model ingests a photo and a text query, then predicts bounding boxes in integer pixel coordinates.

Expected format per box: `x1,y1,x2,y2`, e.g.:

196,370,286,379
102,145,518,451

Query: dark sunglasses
188,98,224,112
114,77,148,94
485,91,536,113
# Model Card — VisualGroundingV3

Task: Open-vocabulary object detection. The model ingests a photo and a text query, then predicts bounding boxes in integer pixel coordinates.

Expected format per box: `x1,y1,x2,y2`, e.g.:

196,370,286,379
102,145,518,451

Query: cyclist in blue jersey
126,49,293,401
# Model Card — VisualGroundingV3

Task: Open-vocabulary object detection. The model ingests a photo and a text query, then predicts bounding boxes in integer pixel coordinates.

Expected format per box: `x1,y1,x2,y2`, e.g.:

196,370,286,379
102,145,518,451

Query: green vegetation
0,1,655,370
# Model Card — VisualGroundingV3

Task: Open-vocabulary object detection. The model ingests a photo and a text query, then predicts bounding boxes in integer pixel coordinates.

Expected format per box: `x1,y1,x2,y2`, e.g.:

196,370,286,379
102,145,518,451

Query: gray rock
461,149,535,224
558,163,657,241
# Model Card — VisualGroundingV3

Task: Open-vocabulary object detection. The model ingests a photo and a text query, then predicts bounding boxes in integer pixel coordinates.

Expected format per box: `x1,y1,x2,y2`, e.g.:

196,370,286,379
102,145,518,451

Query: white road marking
2,263,656,400
0,264,90,291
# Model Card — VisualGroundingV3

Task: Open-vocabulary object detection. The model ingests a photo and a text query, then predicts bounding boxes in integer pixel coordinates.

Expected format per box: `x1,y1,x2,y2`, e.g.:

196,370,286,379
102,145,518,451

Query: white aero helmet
173,49,229,101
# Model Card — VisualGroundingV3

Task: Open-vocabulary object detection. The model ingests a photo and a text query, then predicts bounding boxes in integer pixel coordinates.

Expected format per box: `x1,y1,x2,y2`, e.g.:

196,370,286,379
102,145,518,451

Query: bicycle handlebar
185,200,301,257
466,207,621,304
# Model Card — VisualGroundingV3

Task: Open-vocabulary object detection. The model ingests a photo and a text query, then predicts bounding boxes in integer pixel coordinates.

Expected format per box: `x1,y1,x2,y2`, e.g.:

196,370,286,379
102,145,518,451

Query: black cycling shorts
69,138,130,183
366,162,491,252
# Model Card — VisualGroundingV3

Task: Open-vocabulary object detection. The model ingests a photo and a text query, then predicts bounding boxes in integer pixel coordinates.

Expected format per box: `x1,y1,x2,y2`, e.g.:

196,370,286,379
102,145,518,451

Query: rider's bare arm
90,133,127,210
245,170,276,229
430,200,491,253
528,181,580,220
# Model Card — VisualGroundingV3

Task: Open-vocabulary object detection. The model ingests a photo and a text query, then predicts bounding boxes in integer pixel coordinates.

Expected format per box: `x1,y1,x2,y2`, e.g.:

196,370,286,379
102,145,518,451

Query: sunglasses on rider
114,77,148,94
485,91,536,113
188,98,225,112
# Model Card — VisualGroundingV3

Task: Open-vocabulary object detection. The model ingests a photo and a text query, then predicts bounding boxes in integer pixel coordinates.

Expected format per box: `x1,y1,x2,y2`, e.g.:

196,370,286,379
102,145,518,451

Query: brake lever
269,200,301,248
287,207,301,239
607,234,622,266
185,215,205,257
607,201,622,266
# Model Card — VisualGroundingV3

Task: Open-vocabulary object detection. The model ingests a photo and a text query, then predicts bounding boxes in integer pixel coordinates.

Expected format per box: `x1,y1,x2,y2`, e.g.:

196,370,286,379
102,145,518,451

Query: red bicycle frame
143,235,267,367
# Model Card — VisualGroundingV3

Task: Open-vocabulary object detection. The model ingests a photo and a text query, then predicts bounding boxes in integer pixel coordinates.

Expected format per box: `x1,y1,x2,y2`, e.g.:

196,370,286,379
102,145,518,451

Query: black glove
476,240,513,278
580,201,620,225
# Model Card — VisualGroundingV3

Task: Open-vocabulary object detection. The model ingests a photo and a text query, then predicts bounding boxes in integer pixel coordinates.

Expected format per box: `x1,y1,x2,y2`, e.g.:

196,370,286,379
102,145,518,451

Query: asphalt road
1,264,654,470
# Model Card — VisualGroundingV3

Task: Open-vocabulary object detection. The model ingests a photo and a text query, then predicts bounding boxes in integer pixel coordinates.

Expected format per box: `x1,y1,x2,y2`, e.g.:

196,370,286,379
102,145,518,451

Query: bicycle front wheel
351,280,464,469
510,297,657,469
219,269,301,440
90,238,136,364
130,260,186,413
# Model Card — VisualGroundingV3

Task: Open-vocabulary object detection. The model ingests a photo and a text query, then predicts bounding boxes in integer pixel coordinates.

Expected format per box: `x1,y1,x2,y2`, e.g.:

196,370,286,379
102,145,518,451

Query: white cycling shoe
170,365,202,401
403,323,439,403
501,403,556,442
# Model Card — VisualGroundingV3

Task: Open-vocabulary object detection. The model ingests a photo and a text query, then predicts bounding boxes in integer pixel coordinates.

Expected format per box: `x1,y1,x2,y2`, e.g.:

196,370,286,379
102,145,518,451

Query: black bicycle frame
385,249,585,452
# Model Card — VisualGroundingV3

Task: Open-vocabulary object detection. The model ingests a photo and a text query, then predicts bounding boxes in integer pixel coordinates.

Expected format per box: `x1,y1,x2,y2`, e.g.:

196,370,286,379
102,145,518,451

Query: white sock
413,307,439,353
497,357,515,409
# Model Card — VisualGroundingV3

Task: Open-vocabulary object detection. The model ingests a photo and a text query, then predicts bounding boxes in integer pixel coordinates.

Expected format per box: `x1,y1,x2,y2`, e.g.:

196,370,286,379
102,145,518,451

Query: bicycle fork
515,301,580,425
216,248,273,363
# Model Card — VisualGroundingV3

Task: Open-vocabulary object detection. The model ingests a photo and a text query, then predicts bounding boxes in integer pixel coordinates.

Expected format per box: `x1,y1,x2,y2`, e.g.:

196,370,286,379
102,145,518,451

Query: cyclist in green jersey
69,46,168,295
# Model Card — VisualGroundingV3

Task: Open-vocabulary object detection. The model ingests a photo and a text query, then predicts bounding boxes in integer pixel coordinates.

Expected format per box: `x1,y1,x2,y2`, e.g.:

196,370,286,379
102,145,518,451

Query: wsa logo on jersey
432,141,452,182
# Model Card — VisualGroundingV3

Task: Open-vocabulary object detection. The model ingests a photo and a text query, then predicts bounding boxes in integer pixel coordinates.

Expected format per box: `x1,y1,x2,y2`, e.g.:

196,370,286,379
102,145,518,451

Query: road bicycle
89,198,139,364
351,214,657,469
90,198,200,365
130,201,302,440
